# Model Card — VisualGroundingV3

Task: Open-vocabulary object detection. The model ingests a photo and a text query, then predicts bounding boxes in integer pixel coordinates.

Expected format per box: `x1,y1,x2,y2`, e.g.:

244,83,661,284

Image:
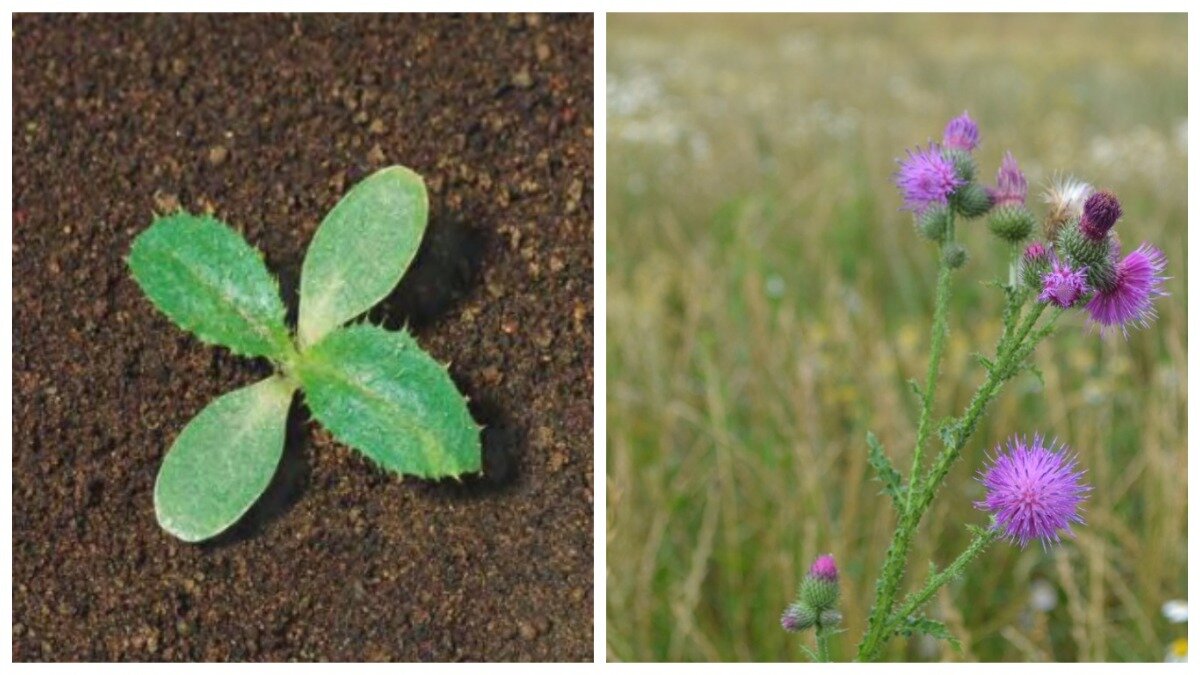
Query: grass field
606,14,1187,662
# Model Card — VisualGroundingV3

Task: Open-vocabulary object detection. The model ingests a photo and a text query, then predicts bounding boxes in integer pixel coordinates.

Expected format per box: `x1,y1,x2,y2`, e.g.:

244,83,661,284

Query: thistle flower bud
987,205,1035,243
1079,190,1122,241
953,183,992,219
943,242,969,269
942,148,977,183
942,111,980,152
1021,242,1052,291
799,554,840,610
988,152,1028,208
781,602,818,632
1057,224,1116,293
818,609,843,628
916,204,950,241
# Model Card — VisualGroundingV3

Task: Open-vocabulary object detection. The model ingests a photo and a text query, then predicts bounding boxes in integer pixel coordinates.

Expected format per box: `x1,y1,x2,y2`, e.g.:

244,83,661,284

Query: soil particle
207,145,229,166
14,14,593,662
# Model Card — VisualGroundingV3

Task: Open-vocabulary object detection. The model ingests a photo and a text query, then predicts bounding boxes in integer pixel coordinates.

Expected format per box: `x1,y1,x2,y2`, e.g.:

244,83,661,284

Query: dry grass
606,13,1187,662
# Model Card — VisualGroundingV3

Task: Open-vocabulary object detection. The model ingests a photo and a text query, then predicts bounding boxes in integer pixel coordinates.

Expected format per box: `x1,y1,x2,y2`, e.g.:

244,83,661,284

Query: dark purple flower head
1079,191,1123,241
1038,258,1089,308
895,144,964,214
1086,243,1168,336
989,151,1027,208
942,111,980,152
808,553,837,581
1023,242,1049,263
975,435,1090,547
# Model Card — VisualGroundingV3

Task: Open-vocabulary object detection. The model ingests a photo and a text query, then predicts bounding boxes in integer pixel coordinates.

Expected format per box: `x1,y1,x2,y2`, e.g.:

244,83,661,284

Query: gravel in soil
12,13,593,661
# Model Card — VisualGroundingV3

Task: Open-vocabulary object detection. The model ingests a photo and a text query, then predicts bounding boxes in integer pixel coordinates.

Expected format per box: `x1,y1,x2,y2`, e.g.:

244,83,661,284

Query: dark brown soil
12,14,593,662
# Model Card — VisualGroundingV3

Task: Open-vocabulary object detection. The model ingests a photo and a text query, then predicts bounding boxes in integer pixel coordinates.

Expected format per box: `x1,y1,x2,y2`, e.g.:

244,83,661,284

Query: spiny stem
909,232,955,506
886,527,1001,632
858,220,956,661
858,298,1060,661
816,623,833,662
922,302,1047,496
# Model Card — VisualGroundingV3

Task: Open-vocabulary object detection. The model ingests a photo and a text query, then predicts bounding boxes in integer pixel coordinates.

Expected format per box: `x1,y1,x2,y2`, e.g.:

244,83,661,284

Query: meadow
606,14,1187,662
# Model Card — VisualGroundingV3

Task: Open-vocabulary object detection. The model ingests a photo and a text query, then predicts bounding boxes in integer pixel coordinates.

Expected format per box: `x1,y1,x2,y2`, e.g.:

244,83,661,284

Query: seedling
129,166,481,542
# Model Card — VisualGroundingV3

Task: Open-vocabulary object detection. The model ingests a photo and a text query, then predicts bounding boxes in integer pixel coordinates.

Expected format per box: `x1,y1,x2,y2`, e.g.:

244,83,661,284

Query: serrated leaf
799,645,819,662
297,324,480,478
907,378,923,401
297,166,428,347
938,418,960,449
866,431,905,509
894,616,962,652
154,376,296,542
974,352,994,372
129,212,292,359
1019,362,1045,388
966,523,990,538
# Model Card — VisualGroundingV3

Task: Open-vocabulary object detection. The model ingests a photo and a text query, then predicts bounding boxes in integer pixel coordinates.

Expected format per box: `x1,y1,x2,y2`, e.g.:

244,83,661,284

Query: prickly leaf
894,616,962,652
155,376,296,542
297,324,480,478
297,166,428,347
129,212,291,359
866,431,905,510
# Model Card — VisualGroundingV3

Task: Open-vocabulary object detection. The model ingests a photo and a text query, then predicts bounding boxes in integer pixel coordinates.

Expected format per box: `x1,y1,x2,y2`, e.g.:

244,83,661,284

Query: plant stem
858,299,1060,661
816,623,833,662
886,527,1001,631
920,303,1047,498
908,238,955,507
858,222,956,661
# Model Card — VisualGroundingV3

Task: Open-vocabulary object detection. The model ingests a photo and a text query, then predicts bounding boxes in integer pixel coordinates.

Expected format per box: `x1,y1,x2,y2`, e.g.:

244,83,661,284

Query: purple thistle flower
1023,242,1049,263
1086,243,1169,336
942,111,980,152
808,554,838,582
895,144,964,214
975,435,1090,547
989,151,1027,207
1038,258,1089,308
1079,191,1123,241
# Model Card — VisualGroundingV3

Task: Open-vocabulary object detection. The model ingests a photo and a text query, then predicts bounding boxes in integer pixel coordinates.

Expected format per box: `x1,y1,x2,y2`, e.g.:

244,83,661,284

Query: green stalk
816,624,833,662
886,528,1001,631
908,225,956,507
858,217,956,661
858,294,1062,660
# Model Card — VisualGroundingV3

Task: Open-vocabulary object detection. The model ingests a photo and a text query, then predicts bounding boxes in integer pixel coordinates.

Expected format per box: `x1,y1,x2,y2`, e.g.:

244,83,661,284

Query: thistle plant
781,112,1169,661
129,165,480,543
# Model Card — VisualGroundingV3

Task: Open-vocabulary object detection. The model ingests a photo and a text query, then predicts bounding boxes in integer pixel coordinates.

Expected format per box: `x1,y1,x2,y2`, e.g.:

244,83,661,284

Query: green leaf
1017,361,1045,388
974,352,994,372
154,376,296,542
297,324,480,478
128,212,291,359
866,431,905,510
894,616,962,652
938,418,960,449
297,166,429,347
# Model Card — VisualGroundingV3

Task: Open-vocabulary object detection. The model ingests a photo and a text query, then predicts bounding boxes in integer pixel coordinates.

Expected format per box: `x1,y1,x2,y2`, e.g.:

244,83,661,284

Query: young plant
129,165,481,543
781,112,1168,661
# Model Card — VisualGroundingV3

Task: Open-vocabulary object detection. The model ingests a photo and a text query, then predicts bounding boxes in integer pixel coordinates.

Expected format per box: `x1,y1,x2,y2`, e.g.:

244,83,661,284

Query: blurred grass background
606,14,1186,662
